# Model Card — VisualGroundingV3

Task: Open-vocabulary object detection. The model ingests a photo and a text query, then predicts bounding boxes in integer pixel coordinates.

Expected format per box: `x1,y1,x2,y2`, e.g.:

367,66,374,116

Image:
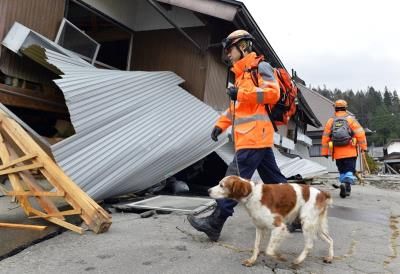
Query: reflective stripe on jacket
321,111,367,159
216,52,280,151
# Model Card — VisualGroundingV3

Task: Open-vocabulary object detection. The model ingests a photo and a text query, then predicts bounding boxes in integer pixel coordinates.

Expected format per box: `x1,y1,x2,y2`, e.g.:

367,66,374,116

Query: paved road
0,183,399,274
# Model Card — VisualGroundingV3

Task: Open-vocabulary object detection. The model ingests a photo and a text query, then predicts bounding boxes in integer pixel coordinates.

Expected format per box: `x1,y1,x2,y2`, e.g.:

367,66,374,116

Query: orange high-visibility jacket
215,52,280,151
321,111,367,159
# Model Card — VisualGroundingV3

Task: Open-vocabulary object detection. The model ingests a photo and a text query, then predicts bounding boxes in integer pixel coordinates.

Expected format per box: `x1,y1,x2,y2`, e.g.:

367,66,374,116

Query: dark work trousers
335,157,357,174
216,147,287,218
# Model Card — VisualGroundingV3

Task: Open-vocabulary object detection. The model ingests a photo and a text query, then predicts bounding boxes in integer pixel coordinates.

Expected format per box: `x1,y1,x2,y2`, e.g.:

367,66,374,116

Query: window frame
55,18,100,65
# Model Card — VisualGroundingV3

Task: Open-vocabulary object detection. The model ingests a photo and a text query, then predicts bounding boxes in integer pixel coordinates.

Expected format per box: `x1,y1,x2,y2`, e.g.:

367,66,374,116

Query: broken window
64,0,132,70
55,18,100,64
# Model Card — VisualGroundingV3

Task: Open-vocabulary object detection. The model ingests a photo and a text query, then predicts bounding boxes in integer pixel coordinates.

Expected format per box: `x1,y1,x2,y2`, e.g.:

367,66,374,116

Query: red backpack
249,55,298,131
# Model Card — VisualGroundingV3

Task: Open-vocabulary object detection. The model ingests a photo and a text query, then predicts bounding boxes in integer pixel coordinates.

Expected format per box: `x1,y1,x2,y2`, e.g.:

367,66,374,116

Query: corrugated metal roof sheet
28,47,228,200
3,23,229,199
21,45,93,75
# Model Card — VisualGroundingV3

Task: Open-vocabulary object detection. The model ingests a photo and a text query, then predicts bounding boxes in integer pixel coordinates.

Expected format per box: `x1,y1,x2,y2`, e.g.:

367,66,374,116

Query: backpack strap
266,105,278,132
246,55,278,132
247,55,264,87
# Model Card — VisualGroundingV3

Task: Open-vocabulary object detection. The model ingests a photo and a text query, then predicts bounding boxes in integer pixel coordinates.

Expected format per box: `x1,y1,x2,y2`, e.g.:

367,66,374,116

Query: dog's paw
242,259,255,267
323,256,333,263
290,262,301,270
292,258,303,266
266,251,287,262
274,254,287,262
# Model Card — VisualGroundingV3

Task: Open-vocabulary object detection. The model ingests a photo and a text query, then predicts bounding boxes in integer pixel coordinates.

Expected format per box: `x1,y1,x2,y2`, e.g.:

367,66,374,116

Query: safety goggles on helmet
221,34,254,50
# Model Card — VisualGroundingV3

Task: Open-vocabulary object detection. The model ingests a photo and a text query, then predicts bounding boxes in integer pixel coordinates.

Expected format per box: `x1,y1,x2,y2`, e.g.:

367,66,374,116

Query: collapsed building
0,0,326,200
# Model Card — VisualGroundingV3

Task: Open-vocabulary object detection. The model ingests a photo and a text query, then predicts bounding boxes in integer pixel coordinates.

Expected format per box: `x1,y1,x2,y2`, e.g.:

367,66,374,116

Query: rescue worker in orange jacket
187,30,288,241
321,99,367,198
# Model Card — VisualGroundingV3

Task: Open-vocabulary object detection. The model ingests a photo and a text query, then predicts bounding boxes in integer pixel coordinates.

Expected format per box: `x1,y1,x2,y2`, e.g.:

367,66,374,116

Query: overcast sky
242,0,400,93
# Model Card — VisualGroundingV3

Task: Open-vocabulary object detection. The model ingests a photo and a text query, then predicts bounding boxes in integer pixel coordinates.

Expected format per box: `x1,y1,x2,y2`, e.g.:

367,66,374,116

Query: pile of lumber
0,112,111,234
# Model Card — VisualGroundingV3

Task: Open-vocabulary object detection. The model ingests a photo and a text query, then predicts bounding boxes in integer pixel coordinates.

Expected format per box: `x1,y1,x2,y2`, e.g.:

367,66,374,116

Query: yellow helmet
334,99,348,108
222,30,254,50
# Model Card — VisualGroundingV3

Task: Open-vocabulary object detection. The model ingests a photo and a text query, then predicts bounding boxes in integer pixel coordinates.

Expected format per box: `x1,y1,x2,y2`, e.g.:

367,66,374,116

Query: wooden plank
39,168,110,233
0,153,37,171
29,209,81,218
355,171,365,186
5,191,65,197
0,132,31,215
0,163,43,176
0,222,47,231
0,114,111,233
28,207,84,234
6,144,64,220
387,164,399,175
0,84,68,114
362,152,371,174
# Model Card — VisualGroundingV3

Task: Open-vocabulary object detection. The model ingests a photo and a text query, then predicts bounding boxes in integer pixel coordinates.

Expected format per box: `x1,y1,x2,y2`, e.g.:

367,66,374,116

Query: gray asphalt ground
0,180,399,274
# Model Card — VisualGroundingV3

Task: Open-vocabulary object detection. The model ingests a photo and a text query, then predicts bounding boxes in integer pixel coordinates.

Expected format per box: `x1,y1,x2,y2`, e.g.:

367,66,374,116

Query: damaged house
0,0,326,200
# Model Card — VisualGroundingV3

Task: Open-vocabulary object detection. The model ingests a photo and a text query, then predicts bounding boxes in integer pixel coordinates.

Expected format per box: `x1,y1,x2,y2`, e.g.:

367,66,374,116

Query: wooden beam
0,222,47,231
0,153,37,171
387,164,399,175
361,152,371,174
6,144,64,220
0,84,67,114
28,207,84,234
0,163,43,176
0,132,31,215
29,209,81,218
5,191,65,197
0,114,111,233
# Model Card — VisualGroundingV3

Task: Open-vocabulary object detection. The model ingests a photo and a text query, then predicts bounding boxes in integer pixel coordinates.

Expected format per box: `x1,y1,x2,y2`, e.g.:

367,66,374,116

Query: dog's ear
228,176,251,199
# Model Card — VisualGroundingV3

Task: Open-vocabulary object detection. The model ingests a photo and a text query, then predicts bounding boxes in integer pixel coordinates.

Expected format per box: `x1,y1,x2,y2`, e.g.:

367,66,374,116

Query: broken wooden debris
0,222,47,231
0,112,111,234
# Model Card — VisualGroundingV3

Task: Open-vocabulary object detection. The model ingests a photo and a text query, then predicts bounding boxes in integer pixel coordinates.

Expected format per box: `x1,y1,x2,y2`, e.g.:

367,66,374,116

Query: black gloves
211,126,223,142
227,86,238,101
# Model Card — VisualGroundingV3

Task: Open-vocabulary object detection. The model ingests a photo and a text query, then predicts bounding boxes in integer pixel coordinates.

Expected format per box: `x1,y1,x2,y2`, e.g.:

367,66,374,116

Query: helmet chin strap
234,44,244,59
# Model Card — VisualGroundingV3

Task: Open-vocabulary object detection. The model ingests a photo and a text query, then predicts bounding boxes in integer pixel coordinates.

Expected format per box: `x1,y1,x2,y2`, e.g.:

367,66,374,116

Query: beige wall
131,27,209,100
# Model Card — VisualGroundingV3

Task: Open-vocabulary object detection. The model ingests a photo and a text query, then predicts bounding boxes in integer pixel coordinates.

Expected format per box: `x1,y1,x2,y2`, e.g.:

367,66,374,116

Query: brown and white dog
209,175,334,266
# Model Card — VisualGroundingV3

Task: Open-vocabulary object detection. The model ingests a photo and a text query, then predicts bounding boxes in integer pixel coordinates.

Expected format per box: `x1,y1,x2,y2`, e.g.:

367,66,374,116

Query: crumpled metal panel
2,21,229,199
28,47,228,200
21,44,93,75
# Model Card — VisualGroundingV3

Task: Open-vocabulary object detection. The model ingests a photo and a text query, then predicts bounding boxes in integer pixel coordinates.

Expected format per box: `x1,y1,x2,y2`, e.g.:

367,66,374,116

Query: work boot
187,207,227,242
345,182,351,196
287,217,302,233
339,183,346,198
